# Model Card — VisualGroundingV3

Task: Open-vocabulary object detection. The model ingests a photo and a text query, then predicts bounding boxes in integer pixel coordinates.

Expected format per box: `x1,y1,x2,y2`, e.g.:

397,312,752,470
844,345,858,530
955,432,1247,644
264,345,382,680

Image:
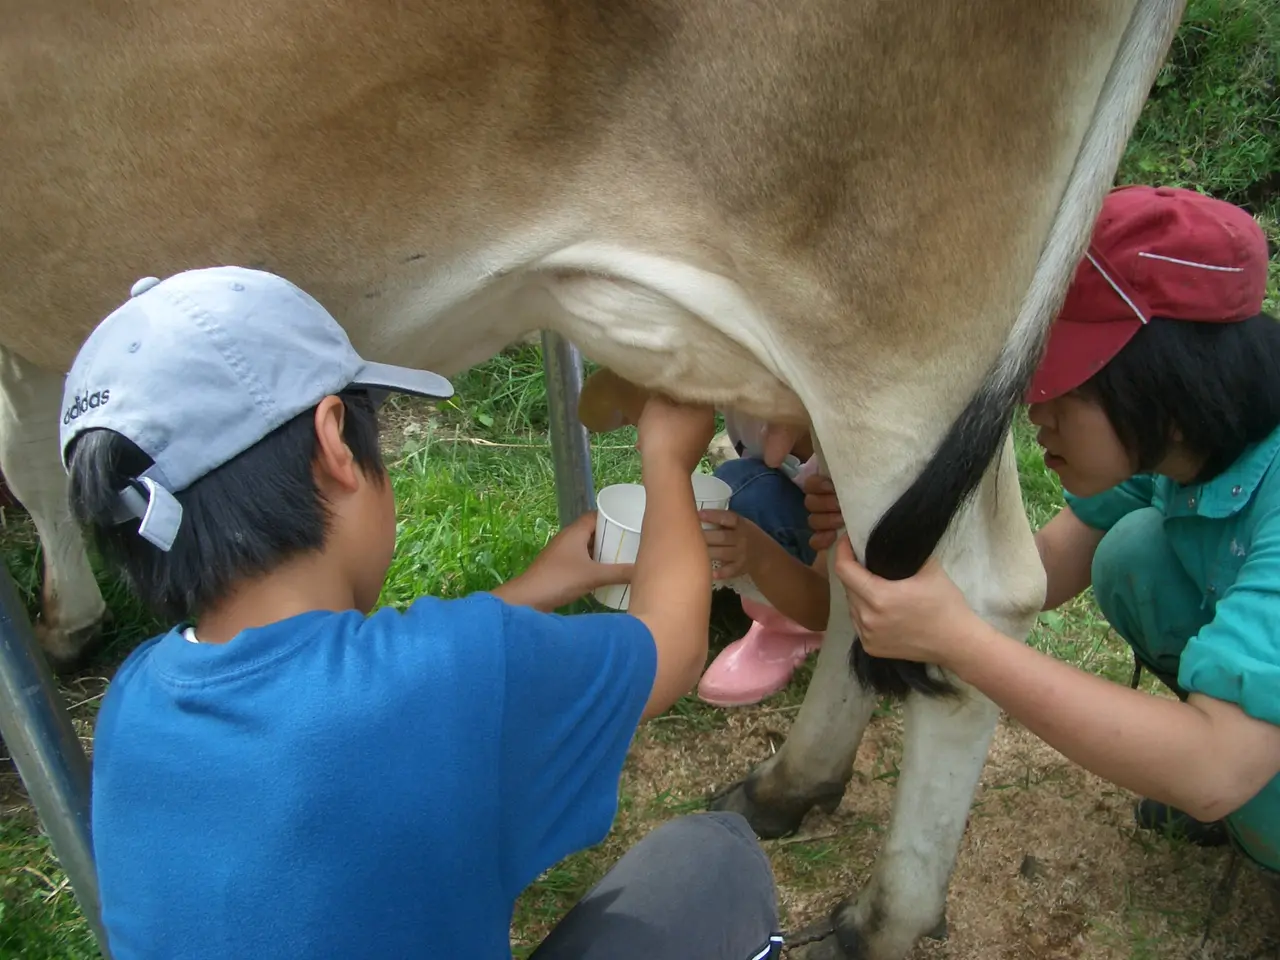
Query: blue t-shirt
90,592,657,959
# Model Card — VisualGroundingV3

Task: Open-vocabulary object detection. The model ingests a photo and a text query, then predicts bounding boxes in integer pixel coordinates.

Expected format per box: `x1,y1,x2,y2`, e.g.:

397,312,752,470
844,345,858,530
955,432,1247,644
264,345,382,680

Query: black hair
66,389,386,624
1076,311,1280,483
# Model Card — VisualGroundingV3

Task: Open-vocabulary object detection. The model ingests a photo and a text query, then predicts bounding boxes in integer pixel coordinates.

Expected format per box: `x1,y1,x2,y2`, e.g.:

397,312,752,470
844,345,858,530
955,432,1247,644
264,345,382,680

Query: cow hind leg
787,433,1045,960
0,344,108,672
704,398,951,840
786,688,1002,960
707,317,1038,826
708,556,875,837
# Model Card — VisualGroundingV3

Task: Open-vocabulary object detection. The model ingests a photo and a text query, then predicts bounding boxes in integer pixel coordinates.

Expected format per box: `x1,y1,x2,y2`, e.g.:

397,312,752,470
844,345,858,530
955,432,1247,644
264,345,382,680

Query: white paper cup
691,473,732,529
593,483,647,610
592,474,732,609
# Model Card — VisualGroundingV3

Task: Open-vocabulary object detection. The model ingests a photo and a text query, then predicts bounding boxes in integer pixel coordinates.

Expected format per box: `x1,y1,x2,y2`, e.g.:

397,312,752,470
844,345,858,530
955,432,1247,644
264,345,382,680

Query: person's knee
530,813,781,960
1090,507,1201,697
658,812,776,889
1091,507,1167,622
715,456,774,493
697,810,762,849
656,811,759,855
716,459,787,516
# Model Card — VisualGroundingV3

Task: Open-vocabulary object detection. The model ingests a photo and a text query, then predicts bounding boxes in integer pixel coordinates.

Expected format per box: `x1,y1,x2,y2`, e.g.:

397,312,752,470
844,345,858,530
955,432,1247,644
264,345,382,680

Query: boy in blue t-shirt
60,267,783,960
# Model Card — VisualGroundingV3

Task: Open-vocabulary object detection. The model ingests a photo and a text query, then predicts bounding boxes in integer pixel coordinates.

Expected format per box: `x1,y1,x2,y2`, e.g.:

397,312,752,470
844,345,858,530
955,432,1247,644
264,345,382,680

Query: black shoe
1135,798,1229,847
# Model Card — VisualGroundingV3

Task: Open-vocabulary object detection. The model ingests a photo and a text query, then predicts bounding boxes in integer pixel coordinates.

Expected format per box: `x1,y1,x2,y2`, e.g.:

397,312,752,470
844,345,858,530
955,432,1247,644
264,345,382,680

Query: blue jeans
713,456,817,566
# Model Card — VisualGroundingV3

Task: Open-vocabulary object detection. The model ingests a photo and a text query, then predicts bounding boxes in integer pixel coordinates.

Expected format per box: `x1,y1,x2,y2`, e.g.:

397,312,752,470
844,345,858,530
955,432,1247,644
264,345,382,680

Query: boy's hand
497,512,633,612
697,509,755,581
803,473,845,550
635,394,717,474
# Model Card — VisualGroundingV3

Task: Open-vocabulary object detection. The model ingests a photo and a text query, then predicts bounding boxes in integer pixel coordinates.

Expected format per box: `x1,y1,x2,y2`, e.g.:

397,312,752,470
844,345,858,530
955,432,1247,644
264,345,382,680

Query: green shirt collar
1164,425,1280,520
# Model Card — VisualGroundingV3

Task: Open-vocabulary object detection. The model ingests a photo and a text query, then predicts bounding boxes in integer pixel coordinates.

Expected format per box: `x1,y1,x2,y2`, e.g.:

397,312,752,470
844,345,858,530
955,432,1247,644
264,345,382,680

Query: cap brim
351,360,454,401
1024,317,1142,403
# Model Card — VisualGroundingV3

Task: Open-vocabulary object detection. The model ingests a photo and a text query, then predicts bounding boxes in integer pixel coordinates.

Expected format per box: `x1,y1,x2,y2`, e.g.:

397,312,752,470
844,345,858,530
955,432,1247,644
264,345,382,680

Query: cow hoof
706,769,844,839
36,615,111,676
783,912,859,960
783,898,947,959
925,915,948,941
786,933,852,960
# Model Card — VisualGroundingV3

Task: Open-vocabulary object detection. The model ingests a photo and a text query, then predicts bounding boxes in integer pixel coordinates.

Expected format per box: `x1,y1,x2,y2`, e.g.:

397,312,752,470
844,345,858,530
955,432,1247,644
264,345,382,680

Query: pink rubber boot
697,597,824,707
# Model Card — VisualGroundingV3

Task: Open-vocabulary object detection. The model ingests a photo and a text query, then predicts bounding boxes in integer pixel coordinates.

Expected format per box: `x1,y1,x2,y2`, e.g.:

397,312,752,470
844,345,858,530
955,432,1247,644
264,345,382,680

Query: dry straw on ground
516,696,1278,959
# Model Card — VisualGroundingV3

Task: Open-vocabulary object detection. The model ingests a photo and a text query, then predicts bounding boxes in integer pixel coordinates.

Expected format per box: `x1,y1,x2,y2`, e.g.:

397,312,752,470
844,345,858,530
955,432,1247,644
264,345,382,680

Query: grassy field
2,2,1279,957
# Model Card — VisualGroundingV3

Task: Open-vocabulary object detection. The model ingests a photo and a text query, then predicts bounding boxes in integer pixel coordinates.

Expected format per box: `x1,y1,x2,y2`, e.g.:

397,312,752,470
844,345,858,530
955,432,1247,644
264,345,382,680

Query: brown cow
0,2,1184,956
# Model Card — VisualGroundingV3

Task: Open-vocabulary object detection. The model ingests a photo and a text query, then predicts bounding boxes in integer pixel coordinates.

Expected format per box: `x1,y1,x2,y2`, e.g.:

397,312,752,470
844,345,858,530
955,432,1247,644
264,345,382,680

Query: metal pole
0,563,111,958
539,330,596,526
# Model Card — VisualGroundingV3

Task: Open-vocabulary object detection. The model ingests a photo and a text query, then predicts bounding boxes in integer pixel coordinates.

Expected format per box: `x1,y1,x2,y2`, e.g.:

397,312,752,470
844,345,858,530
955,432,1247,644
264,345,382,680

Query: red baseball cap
1025,185,1270,402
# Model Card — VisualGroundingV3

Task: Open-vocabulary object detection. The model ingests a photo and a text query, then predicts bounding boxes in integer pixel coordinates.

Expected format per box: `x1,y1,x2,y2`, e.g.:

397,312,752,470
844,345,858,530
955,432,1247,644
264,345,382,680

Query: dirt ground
600,700,1279,960
5,683,1275,959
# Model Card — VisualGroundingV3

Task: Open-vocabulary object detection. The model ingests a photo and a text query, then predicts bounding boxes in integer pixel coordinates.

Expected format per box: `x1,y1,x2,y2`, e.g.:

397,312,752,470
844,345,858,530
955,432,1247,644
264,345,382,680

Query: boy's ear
312,395,360,492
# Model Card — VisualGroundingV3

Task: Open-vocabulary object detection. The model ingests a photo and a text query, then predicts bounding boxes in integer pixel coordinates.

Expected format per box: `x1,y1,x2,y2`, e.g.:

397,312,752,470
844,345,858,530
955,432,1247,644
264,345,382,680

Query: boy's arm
489,577,555,612
486,450,711,892
496,394,716,723
490,396,716,892
626,453,714,721
739,519,830,631
603,394,719,721
489,512,627,614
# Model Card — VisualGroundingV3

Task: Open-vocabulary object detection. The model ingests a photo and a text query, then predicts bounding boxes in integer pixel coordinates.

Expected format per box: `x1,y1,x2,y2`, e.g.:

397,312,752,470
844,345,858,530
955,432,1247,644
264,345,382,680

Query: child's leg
1091,506,1231,846
529,812,782,960
714,456,815,565
1091,506,1210,697
699,457,824,706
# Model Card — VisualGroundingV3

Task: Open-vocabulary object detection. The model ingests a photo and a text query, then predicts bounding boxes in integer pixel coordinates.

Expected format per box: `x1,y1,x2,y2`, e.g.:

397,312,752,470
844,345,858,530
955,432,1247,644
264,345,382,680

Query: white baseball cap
59,266,454,552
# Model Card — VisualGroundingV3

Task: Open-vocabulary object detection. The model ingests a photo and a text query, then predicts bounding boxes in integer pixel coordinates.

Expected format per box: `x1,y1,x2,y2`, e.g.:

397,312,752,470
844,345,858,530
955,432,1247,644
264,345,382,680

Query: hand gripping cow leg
788,434,1045,959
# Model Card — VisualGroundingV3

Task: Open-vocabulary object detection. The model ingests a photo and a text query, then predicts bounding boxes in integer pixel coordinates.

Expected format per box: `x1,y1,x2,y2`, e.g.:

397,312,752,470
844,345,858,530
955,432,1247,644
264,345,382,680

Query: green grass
375,353,653,609
1119,0,1279,213
0,820,101,960
2,5,1278,954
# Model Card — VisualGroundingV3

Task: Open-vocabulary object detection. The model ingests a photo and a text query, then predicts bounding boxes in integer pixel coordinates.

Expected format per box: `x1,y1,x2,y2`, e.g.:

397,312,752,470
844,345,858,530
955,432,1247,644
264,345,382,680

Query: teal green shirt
1065,425,1280,871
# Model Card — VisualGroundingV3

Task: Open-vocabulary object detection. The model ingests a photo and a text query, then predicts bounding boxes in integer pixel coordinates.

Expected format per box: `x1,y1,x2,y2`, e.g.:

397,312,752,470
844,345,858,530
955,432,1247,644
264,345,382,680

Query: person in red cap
806,185,1280,890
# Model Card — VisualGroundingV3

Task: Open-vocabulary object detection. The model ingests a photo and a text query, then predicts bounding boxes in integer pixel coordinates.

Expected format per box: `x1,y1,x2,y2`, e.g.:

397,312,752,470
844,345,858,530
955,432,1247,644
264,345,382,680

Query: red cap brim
1024,317,1143,403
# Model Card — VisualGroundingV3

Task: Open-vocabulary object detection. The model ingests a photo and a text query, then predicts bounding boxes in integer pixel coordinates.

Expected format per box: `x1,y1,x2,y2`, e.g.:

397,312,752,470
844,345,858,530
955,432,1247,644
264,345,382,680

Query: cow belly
536,245,809,426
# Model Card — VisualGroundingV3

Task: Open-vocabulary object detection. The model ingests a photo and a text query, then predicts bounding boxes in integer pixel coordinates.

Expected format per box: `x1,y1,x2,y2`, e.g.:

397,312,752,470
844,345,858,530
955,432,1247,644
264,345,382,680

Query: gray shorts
530,811,783,960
